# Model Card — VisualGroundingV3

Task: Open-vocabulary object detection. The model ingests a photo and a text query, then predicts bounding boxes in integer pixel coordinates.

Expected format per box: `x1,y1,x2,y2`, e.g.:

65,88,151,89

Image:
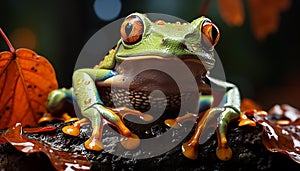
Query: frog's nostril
181,42,188,49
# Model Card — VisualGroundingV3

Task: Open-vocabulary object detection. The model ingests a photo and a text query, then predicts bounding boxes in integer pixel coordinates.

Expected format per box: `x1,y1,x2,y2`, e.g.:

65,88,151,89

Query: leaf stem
200,0,211,16
0,28,15,54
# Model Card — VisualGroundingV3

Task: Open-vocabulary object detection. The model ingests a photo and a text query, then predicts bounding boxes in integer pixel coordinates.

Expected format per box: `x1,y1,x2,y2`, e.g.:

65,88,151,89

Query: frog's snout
162,37,187,49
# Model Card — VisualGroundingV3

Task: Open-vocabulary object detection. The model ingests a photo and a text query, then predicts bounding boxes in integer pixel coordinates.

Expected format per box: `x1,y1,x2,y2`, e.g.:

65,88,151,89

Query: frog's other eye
201,21,220,47
120,15,144,45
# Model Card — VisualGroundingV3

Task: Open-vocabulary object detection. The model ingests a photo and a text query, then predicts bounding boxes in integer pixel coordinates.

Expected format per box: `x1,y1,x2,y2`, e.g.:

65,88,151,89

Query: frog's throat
116,55,214,70
117,55,165,61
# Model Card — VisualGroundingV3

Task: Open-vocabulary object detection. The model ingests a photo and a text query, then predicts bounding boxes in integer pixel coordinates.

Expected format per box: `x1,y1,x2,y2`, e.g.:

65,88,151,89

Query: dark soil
1,120,300,171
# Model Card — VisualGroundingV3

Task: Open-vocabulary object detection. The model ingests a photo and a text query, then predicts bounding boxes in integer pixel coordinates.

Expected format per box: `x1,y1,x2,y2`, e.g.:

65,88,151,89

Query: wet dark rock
1,121,300,171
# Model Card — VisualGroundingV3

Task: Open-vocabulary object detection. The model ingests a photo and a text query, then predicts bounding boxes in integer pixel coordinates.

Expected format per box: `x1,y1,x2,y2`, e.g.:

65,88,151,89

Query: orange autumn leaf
215,0,291,40
247,0,291,40
217,0,245,26
0,28,58,129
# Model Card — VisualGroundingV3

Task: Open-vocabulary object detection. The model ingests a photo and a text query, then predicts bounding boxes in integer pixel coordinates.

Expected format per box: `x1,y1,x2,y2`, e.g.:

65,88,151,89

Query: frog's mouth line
116,55,215,70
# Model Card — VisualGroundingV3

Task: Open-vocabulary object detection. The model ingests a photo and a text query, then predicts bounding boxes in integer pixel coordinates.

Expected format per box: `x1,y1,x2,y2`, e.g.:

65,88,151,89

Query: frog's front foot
62,104,143,151
167,106,256,161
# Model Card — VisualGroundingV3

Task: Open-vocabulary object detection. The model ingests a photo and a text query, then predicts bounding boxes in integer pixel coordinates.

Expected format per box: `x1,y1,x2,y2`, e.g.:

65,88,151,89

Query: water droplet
85,98,91,105
191,44,197,51
78,79,83,84
155,20,165,25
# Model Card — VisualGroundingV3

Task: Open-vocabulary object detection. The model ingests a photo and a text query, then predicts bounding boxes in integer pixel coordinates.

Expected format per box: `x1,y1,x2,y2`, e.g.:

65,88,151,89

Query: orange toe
120,134,140,150
164,119,181,129
62,125,80,136
216,146,232,161
84,137,103,151
141,114,154,122
38,116,54,124
239,118,256,127
182,142,198,160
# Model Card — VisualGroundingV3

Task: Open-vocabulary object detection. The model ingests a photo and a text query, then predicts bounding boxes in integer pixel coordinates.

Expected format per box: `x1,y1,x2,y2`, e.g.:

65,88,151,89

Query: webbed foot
62,104,142,151
62,118,89,136
181,106,255,161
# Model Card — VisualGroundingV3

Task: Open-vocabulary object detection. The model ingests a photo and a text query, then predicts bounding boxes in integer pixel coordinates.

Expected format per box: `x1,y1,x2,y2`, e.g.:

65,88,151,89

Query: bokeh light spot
93,0,122,21
10,27,37,49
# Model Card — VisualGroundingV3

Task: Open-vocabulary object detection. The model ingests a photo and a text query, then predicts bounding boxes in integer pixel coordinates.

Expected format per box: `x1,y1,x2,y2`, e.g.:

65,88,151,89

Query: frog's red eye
201,21,220,47
120,15,144,45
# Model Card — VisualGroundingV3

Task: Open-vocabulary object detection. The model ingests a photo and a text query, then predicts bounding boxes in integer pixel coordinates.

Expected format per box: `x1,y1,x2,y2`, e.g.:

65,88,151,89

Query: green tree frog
45,13,255,161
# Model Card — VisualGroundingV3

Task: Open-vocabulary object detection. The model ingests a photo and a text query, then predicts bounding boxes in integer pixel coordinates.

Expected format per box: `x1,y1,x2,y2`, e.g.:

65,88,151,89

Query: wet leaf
23,125,56,133
0,135,7,144
254,104,300,164
1,123,91,171
247,0,291,40
0,41,58,129
217,0,245,26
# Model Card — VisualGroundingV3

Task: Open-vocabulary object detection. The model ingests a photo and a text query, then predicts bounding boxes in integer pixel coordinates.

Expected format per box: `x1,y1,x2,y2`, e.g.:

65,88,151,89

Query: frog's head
115,12,220,72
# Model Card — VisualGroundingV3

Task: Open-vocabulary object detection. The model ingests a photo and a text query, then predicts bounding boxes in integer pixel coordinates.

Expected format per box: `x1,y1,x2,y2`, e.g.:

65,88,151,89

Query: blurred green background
1,0,300,109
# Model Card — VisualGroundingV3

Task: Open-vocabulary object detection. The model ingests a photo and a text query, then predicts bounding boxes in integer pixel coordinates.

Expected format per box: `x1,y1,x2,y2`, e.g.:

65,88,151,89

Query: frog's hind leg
39,88,79,123
182,76,256,161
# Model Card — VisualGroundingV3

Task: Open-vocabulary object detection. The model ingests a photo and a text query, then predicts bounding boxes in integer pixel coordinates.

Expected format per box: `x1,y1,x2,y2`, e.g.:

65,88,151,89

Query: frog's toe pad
141,114,154,122
121,134,140,150
62,125,80,136
164,119,181,129
62,113,80,123
182,142,198,160
38,115,54,124
239,118,256,127
216,146,232,161
84,138,103,151
64,117,80,123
